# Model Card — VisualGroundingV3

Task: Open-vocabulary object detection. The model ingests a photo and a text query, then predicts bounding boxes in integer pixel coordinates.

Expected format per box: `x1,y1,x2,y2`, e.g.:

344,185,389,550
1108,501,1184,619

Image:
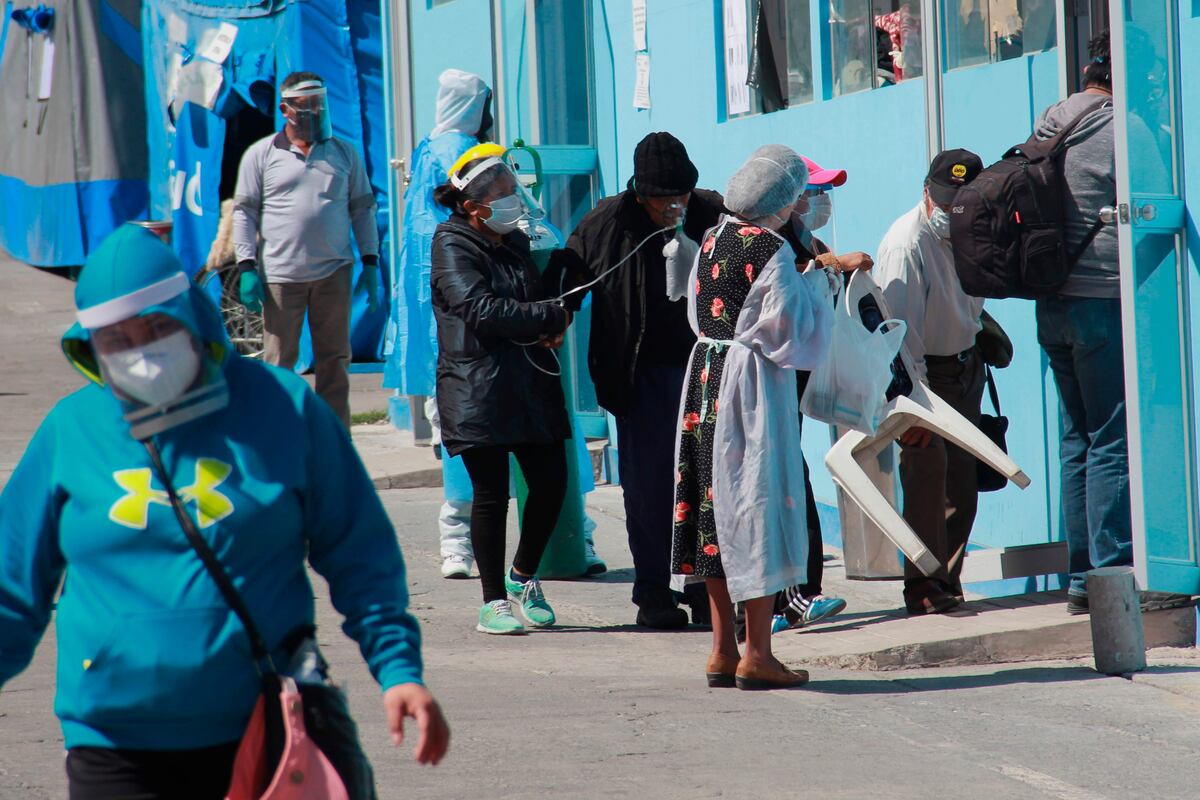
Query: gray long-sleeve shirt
233,132,379,284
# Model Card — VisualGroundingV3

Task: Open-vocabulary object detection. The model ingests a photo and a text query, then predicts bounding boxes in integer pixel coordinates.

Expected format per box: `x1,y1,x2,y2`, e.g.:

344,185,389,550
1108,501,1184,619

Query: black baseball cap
926,148,983,205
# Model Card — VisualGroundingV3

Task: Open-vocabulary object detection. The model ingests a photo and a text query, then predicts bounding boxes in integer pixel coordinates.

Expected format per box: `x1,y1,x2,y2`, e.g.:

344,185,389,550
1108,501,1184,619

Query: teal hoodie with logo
0,225,423,750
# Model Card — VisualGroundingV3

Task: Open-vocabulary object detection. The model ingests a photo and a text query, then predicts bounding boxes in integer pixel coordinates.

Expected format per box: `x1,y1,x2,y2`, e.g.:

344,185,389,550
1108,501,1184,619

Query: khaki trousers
899,348,985,598
262,266,352,429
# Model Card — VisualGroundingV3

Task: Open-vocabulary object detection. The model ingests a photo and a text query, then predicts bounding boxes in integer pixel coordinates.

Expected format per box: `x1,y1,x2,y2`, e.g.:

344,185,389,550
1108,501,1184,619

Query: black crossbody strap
144,441,276,676
985,365,1001,415
1067,195,1115,269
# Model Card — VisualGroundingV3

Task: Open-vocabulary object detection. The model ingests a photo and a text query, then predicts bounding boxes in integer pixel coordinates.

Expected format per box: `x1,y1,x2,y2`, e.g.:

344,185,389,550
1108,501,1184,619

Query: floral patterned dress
671,222,786,578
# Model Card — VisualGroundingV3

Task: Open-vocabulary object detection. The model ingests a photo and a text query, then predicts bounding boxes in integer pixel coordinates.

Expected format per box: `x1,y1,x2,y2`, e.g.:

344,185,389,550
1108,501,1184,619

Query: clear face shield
791,187,839,253
281,81,333,143
91,312,229,440
451,157,545,234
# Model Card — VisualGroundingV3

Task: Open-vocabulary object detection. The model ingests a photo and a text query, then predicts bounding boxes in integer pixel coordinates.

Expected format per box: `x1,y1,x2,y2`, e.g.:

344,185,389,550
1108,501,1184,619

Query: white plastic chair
823,273,1031,577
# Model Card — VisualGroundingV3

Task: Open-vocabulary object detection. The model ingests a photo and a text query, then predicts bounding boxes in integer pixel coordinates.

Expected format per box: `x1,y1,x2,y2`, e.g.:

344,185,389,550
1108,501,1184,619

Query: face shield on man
450,151,545,234
281,80,333,143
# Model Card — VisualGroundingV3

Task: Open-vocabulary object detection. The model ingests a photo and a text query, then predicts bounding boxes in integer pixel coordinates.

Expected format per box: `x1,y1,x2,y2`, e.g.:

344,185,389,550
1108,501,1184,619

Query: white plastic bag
800,270,906,435
663,229,699,301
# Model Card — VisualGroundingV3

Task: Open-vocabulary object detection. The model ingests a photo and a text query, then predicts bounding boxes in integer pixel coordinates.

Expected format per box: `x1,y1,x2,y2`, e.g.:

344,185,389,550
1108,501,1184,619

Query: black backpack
949,99,1111,300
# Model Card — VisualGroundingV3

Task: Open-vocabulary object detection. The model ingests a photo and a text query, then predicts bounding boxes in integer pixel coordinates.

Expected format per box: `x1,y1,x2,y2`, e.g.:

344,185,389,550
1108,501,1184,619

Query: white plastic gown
675,221,834,602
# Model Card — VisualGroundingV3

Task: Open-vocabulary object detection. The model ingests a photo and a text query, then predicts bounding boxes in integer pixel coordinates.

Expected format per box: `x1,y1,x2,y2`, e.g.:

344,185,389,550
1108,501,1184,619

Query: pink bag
226,677,350,800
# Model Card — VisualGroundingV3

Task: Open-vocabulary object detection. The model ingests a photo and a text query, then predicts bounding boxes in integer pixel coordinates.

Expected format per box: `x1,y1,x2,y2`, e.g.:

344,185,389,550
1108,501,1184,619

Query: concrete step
773,590,1197,671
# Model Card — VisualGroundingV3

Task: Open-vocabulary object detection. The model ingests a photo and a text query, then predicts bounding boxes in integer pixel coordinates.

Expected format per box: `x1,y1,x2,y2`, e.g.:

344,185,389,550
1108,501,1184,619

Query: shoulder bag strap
985,364,1001,415
144,441,276,676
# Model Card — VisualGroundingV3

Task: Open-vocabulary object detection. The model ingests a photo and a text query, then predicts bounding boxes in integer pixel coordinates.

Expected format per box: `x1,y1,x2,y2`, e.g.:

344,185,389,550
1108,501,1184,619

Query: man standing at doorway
548,133,725,629
875,148,984,616
233,71,380,429
1032,32,1130,615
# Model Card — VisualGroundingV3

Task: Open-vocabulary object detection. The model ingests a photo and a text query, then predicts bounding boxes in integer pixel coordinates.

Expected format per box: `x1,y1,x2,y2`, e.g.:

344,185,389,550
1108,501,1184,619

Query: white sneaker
441,555,472,579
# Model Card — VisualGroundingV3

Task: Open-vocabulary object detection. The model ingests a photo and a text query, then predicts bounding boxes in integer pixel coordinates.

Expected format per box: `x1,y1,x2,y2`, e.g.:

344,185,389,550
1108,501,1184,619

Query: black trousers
66,742,239,800
615,363,687,608
793,370,824,596
461,441,568,603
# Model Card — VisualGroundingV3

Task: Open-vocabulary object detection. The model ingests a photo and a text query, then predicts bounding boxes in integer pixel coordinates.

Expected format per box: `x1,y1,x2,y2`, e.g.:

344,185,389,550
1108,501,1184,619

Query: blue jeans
1036,296,1133,596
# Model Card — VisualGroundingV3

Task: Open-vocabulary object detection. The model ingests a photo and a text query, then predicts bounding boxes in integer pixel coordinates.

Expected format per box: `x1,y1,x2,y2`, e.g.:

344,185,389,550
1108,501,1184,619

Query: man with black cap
874,148,985,616
547,132,725,629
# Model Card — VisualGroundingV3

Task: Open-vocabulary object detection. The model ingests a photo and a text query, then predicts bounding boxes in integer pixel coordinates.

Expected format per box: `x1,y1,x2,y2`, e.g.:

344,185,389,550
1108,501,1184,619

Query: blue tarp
142,0,389,361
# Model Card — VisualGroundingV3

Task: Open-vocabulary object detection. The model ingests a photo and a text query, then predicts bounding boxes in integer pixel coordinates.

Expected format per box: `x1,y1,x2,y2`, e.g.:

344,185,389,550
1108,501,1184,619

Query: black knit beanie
629,132,699,197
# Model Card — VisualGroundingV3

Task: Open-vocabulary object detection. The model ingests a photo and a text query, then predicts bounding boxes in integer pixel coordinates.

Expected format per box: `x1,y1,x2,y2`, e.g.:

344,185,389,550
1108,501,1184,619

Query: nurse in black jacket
431,143,571,635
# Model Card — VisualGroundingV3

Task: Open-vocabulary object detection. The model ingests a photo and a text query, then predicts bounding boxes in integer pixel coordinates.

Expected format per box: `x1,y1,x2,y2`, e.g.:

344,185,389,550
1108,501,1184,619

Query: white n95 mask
99,330,202,407
800,193,833,231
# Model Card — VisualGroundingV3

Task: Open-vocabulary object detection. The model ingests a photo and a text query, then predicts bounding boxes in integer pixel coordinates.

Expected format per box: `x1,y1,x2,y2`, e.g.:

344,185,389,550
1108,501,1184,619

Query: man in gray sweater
1032,31,1126,615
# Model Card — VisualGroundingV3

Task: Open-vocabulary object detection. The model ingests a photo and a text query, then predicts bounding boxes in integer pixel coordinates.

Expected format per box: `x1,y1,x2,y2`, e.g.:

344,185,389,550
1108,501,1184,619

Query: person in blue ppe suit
384,68,493,579
0,225,449,798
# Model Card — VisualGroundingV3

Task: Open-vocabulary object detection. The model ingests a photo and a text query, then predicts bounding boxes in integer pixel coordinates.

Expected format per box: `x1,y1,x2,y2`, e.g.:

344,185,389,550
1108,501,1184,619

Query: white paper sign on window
723,0,750,116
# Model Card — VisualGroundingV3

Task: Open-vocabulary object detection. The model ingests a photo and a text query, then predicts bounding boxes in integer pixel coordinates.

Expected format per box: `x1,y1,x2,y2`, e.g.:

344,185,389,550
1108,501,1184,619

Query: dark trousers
899,349,985,599
616,363,687,607
1036,296,1133,597
66,742,239,800
461,442,568,603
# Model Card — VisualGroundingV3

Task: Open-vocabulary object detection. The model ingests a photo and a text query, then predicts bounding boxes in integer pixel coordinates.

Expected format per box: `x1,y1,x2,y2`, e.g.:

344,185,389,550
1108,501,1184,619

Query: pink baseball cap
802,156,847,188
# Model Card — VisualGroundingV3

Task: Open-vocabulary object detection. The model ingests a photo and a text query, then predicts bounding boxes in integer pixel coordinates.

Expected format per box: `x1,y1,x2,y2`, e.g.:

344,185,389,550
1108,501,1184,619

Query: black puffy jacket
545,189,725,416
431,215,571,456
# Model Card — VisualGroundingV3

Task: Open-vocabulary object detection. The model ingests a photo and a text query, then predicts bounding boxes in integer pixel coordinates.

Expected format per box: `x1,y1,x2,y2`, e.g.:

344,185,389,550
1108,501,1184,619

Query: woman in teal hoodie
0,225,449,798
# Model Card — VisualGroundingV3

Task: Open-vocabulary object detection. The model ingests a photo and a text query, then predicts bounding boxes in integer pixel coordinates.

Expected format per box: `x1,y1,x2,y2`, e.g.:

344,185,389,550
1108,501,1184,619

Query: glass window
945,0,1058,71
535,0,592,145
830,0,923,97
726,1,816,116
784,0,815,105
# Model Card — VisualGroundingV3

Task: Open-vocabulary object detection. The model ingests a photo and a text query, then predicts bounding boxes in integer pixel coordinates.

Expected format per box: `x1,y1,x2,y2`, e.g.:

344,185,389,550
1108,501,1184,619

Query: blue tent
142,0,389,360
0,0,148,267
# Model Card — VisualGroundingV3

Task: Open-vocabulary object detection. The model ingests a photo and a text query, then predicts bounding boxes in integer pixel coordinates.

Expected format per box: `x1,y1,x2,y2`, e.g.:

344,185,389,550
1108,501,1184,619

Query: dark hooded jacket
545,189,726,416
431,214,571,455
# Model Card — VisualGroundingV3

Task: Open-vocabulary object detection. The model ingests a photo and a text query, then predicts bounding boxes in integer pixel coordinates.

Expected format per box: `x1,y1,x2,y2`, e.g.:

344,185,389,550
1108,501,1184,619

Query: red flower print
706,486,714,501
745,263,755,281
702,235,716,254
675,470,683,484
703,544,720,557
713,399,720,412
711,263,720,280
738,226,763,236
675,502,691,522
680,563,694,575
711,297,725,319
683,412,701,432
700,368,709,384
695,278,701,295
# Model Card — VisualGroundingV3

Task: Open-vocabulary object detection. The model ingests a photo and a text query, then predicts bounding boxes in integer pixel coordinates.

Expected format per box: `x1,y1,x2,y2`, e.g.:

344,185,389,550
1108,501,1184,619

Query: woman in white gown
670,146,834,690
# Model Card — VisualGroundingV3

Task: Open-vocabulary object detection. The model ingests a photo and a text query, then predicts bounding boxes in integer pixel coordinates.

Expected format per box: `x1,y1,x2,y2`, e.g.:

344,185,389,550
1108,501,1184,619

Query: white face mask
799,193,833,231
484,194,525,233
99,330,202,407
928,206,952,239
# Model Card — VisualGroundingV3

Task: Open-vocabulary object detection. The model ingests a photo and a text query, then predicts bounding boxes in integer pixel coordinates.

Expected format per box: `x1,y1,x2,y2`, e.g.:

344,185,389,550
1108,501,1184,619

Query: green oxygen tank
506,141,591,579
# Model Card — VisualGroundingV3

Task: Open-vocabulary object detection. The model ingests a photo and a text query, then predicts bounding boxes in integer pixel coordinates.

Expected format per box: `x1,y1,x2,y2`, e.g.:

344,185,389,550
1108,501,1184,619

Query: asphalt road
3,486,1200,799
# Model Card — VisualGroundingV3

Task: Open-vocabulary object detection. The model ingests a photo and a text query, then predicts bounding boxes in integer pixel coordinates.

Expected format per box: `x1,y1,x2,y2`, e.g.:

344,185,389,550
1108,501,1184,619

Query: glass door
1111,0,1199,593
493,0,607,438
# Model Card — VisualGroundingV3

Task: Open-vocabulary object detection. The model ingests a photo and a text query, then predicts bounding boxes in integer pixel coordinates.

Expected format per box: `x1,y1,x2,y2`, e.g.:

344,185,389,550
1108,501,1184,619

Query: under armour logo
109,459,235,530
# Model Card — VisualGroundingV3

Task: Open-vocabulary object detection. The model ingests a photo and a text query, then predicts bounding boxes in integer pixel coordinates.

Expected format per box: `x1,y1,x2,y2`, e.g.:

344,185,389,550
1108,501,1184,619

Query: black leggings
461,442,568,603
66,742,239,800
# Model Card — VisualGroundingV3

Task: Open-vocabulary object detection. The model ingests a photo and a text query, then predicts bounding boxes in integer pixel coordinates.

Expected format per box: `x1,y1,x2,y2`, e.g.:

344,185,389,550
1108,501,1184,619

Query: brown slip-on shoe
734,659,810,690
905,592,961,616
705,653,739,688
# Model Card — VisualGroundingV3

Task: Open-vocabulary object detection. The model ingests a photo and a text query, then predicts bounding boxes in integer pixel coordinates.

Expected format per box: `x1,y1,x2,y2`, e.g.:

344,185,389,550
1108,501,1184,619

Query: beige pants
899,348,985,598
262,266,352,429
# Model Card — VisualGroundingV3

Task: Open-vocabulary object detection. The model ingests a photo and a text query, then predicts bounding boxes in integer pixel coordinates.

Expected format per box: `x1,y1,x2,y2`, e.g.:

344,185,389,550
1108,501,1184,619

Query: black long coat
431,215,571,456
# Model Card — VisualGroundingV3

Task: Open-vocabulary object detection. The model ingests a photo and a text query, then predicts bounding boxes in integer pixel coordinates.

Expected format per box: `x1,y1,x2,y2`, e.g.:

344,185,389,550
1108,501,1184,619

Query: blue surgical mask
484,194,524,233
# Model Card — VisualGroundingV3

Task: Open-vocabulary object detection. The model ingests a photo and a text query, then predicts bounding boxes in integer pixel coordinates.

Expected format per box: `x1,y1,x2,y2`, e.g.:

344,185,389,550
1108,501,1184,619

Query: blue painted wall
404,2,1085,584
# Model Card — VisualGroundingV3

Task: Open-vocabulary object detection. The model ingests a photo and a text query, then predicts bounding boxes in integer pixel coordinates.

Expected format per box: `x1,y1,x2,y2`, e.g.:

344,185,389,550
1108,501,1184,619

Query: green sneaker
505,572,556,627
476,600,526,635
